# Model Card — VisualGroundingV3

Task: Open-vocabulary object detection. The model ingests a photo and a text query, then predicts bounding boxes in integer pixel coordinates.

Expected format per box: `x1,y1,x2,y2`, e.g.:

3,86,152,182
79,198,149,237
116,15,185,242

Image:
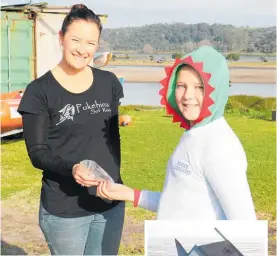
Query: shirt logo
56,104,75,125
175,161,191,175
56,101,111,126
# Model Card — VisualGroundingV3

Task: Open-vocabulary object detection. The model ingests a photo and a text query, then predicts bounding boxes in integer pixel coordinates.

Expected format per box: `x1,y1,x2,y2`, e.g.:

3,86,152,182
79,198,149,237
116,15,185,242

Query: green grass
222,116,276,216
118,107,276,218
230,95,272,107
1,100,276,219
1,139,42,199
225,96,276,120
1,101,275,256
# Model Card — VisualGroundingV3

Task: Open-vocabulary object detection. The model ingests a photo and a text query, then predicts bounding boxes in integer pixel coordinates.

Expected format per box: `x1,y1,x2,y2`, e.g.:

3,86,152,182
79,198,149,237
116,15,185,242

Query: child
96,46,256,220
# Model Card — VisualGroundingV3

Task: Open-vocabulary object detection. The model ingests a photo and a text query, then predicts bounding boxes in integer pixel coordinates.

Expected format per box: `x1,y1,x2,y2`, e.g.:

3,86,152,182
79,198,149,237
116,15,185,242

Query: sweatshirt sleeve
205,146,256,220
138,190,161,212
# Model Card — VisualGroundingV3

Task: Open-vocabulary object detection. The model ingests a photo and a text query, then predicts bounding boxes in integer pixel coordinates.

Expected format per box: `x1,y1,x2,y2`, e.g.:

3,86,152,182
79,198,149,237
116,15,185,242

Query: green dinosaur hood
159,46,230,130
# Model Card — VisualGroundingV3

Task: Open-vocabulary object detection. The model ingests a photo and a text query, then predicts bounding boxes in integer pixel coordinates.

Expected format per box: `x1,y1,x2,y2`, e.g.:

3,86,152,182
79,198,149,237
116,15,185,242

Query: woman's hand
96,181,134,202
72,164,100,187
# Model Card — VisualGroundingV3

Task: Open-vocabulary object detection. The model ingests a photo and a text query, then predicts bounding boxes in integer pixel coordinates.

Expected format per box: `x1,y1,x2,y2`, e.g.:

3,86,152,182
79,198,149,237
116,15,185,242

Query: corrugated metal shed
1,2,108,92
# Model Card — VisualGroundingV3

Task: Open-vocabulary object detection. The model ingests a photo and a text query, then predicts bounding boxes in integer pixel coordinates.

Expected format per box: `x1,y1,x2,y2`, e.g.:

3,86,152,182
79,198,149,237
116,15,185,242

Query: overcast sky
3,0,276,28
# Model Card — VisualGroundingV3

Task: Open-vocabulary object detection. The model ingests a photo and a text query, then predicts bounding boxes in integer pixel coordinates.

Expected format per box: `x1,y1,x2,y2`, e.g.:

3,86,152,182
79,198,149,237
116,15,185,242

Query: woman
18,4,124,255
96,46,257,221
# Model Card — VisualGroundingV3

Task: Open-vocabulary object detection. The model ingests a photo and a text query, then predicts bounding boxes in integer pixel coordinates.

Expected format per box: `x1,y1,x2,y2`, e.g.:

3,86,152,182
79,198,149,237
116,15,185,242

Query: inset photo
145,220,268,256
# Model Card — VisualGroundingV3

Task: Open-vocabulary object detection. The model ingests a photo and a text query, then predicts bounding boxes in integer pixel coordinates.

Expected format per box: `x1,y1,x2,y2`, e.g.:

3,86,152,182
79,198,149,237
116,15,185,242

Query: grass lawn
120,108,276,218
2,107,275,216
1,104,276,254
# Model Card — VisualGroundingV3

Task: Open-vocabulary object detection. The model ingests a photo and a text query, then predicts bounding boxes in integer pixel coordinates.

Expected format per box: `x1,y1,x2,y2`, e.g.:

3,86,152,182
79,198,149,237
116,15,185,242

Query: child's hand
96,181,134,202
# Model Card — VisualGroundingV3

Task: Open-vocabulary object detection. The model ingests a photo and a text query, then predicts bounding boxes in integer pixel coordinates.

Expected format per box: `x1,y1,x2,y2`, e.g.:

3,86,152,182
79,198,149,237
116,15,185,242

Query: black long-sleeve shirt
22,113,75,176
18,67,124,217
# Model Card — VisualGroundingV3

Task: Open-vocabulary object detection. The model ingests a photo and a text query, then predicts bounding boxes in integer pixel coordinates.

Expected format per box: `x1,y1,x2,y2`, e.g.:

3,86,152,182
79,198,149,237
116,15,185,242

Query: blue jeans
39,202,125,255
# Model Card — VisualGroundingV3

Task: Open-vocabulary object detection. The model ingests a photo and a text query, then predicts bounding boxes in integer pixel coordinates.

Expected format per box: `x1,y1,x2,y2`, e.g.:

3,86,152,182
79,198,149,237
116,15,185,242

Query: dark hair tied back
61,4,102,36
70,4,88,11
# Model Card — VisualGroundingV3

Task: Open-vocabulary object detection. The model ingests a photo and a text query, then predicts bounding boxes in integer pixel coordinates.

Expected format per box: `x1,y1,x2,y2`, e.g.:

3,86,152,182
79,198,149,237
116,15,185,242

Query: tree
112,54,117,61
226,53,240,61
143,43,154,54
183,42,195,52
246,43,256,52
259,57,268,63
197,40,213,47
232,53,240,61
101,24,276,54
172,52,183,59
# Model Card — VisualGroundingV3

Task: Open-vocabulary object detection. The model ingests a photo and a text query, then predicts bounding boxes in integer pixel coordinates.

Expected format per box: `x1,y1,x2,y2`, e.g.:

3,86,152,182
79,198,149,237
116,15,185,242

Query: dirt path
1,191,276,255
1,191,144,255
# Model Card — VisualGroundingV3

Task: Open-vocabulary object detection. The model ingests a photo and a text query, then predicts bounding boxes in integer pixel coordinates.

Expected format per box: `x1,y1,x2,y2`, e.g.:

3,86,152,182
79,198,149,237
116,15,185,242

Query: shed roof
1,2,108,22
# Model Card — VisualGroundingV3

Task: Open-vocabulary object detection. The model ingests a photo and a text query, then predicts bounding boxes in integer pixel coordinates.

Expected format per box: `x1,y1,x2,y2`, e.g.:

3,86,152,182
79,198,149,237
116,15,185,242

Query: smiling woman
16,3,125,256
58,4,101,72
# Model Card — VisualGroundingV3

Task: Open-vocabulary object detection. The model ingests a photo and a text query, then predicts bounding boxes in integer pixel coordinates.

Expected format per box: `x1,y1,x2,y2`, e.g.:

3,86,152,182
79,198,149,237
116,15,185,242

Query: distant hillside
100,23,276,54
